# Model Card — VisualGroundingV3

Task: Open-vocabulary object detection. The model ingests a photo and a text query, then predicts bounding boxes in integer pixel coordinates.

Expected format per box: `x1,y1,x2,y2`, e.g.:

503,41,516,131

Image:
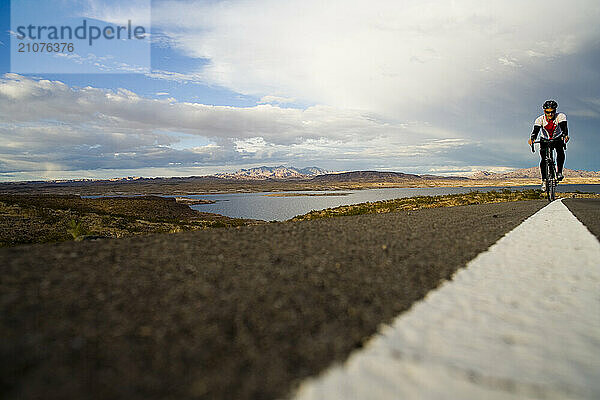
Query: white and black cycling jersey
533,113,567,140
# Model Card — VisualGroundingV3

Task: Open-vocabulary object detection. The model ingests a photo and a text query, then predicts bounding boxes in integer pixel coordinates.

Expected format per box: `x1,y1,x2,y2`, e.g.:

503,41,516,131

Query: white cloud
52,52,149,73
152,0,600,117
498,57,521,68
258,95,296,105
1,74,478,177
0,74,445,146
145,69,206,84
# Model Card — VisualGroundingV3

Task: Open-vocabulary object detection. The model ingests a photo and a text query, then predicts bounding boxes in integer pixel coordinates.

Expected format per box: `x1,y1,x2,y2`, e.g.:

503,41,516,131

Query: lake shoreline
188,183,600,221
264,192,353,197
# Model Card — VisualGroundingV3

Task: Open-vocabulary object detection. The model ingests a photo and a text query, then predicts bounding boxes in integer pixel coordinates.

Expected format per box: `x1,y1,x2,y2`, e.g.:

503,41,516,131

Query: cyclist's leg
539,141,549,181
555,141,565,178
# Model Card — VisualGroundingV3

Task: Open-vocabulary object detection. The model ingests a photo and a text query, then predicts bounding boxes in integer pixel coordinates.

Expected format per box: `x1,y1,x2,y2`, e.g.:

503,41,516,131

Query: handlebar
530,138,567,153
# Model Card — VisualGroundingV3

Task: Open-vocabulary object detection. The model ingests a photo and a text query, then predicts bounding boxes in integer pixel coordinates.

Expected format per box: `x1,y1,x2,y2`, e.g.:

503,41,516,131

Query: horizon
2,1,600,182
3,164,600,184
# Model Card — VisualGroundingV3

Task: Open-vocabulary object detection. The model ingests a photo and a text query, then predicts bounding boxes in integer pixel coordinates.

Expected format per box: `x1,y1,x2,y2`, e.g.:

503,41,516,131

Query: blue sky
1,0,599,181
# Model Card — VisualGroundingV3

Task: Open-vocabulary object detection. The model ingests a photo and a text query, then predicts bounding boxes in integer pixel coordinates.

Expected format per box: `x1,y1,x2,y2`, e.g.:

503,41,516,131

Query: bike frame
531,139,563,201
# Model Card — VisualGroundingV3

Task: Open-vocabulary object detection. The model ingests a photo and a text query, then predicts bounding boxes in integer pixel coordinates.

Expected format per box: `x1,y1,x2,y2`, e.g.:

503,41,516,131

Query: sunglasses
544,110,556,115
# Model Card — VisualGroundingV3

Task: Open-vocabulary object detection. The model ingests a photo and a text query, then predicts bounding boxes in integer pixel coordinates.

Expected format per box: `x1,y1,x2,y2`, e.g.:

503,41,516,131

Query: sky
1,0,599,181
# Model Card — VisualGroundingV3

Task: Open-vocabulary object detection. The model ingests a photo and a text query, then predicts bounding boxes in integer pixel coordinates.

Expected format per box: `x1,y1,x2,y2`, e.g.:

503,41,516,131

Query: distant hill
471,167,600,180
214,166,329,180
310,171,422,182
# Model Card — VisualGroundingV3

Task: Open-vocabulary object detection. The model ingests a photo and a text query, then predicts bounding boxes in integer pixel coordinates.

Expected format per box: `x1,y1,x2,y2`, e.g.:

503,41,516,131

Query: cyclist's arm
557,113,569,142
530,125,541,141
559,121,568,137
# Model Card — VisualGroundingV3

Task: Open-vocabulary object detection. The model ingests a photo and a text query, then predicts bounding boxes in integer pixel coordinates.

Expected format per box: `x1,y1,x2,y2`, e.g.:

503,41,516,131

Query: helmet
543,99,558,109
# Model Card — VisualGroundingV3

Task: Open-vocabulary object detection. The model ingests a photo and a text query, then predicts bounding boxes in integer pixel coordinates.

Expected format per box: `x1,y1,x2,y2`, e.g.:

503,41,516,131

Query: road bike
531,139,565,202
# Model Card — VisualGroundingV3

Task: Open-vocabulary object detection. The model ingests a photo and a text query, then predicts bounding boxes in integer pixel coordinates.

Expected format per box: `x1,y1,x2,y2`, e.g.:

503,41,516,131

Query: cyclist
528,99,570,190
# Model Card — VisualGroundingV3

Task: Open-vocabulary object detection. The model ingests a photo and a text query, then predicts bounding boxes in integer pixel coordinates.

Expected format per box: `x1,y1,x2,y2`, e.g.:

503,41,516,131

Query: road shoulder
563,198,600,240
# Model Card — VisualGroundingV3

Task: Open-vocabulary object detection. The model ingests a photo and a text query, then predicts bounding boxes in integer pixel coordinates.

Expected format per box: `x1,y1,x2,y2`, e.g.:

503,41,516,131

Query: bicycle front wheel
549,179,556,201
547,160,557,201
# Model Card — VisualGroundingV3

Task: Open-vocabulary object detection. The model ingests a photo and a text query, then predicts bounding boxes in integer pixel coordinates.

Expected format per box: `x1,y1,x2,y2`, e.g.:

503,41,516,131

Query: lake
185,184,600,221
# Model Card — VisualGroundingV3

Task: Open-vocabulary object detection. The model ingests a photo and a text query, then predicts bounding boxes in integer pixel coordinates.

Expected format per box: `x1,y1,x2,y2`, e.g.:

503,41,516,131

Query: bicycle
531,139,565,201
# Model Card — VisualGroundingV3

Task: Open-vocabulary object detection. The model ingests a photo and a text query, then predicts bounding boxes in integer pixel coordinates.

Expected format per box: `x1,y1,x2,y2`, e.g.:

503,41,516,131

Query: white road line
291,200,600,400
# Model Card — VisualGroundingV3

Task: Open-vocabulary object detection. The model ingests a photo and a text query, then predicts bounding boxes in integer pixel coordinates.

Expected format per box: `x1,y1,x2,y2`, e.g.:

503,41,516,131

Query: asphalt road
564,198,600,240
291,198,600,400
1,200,551,399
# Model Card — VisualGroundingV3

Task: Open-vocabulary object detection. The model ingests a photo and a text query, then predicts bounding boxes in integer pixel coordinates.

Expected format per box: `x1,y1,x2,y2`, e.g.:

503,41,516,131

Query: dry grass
0,194,260,247
290,189,600,221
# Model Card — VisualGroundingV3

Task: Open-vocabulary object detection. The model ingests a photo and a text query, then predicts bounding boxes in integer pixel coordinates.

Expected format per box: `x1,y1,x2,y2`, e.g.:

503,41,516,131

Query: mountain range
214,166,329,180
213,165,600,181
470,167,600,180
